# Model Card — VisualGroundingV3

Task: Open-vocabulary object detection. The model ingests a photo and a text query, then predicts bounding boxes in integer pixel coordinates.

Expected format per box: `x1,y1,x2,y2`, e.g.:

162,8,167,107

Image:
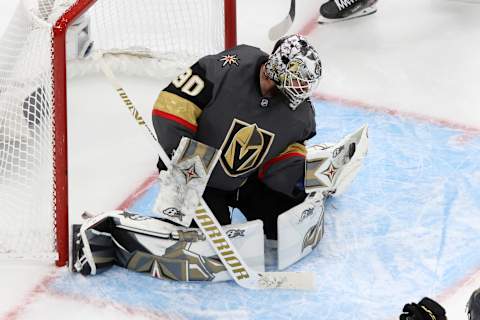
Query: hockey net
0,0,236,266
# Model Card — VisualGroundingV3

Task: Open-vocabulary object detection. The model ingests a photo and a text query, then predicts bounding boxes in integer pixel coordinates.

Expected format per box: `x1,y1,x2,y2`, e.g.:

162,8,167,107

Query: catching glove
399,297,447,320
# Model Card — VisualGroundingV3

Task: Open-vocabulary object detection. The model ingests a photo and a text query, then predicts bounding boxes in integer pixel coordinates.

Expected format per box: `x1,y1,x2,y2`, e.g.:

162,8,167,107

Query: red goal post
52,0,237,267
0,0,237,267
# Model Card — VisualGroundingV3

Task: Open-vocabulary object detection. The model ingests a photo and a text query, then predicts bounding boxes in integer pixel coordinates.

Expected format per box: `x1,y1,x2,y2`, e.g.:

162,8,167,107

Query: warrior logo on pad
220,119,274,177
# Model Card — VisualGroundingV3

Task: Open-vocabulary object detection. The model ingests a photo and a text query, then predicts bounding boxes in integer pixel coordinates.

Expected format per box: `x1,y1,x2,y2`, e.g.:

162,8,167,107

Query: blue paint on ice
51,101,480,319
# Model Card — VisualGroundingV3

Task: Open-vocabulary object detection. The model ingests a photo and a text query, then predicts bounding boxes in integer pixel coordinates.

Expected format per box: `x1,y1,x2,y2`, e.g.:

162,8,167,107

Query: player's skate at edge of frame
318,0,378,24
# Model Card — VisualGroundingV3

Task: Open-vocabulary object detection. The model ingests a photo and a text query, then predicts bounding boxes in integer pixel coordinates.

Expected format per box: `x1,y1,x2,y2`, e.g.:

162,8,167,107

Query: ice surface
1,0,480,319
45,101,480,320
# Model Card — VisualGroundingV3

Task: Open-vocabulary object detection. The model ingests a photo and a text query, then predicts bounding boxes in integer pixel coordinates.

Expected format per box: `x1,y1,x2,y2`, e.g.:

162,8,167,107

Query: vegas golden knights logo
220,119,274,177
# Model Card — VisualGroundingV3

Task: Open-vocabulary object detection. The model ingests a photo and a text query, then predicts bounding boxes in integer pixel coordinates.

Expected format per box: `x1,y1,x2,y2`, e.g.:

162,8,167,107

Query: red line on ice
313,92,480,135
115,172,158,210
2,173,160,320
299,14,480,317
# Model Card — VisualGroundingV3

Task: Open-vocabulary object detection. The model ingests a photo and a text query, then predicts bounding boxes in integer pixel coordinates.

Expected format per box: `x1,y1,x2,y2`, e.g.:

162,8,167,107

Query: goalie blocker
153,137,221,227
71,126,367,280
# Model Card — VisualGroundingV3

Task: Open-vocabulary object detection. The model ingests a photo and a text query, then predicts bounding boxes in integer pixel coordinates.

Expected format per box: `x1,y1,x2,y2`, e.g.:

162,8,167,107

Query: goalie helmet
265,34,322,110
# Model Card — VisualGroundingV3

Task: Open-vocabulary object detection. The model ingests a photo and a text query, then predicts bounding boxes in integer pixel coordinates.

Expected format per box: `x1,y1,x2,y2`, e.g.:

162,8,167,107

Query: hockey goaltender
70,34,368,288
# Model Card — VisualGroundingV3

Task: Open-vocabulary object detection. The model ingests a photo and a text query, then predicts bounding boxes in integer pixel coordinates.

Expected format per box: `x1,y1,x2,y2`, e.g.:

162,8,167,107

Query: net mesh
0,0,226,262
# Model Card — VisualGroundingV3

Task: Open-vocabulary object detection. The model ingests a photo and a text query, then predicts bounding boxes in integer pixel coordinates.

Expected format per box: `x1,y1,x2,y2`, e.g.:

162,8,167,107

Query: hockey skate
318,0,377,24
70,211,115,276
70,224,94,275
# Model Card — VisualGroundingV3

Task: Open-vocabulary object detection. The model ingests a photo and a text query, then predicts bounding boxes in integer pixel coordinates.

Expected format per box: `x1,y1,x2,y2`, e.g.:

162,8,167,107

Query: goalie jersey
152,44,316,197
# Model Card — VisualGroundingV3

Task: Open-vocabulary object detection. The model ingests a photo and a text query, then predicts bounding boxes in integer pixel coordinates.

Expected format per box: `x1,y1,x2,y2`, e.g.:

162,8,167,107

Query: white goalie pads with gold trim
75,210,265,282
277,125,368,270
117,212,266,282
154,137,220,227
277,191,325,270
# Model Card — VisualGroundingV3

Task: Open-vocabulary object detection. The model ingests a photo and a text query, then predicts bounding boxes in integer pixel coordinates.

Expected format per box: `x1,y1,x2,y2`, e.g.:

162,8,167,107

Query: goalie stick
96,52,315,290
268,0,296,41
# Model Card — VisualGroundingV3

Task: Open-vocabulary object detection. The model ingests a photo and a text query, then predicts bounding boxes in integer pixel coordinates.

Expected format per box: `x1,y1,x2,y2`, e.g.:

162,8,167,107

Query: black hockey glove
399,297,447,320
156,149,175,172
467,288,480,320
157,156,167,172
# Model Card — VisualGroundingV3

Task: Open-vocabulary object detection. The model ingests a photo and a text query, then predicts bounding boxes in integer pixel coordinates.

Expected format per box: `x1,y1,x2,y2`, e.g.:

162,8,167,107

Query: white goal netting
0,0,229,263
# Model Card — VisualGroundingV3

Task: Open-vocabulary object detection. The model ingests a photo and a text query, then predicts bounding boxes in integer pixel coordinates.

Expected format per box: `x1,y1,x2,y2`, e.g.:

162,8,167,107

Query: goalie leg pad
71,210,265,282
115,212,265,282
277,191,326,270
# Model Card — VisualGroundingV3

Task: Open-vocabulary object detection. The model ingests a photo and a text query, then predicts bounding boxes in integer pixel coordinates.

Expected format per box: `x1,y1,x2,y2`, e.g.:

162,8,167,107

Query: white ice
0,0,479,319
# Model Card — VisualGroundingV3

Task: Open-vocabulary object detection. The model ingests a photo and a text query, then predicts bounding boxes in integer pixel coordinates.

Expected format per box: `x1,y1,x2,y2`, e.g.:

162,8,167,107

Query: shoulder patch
219,54,240,67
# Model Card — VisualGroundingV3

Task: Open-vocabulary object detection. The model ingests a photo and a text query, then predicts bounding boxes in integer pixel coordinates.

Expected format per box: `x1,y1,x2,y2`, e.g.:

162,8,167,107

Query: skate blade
318,7,377,24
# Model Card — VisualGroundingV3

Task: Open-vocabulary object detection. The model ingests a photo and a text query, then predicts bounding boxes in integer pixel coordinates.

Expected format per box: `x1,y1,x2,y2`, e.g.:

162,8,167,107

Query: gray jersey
152,45,316,196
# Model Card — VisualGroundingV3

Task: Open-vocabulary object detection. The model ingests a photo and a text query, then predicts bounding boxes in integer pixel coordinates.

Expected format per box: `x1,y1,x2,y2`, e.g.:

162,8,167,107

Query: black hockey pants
202,175,306,240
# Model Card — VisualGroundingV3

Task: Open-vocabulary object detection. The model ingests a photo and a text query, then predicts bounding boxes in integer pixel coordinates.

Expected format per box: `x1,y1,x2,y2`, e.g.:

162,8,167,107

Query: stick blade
268,0,295,40
255,271,316,290
268,16,293,41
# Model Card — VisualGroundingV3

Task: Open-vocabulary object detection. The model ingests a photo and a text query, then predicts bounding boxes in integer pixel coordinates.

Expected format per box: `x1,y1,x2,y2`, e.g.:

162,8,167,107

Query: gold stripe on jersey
153,91,202,126
279,143,307,157
258,142,306,179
